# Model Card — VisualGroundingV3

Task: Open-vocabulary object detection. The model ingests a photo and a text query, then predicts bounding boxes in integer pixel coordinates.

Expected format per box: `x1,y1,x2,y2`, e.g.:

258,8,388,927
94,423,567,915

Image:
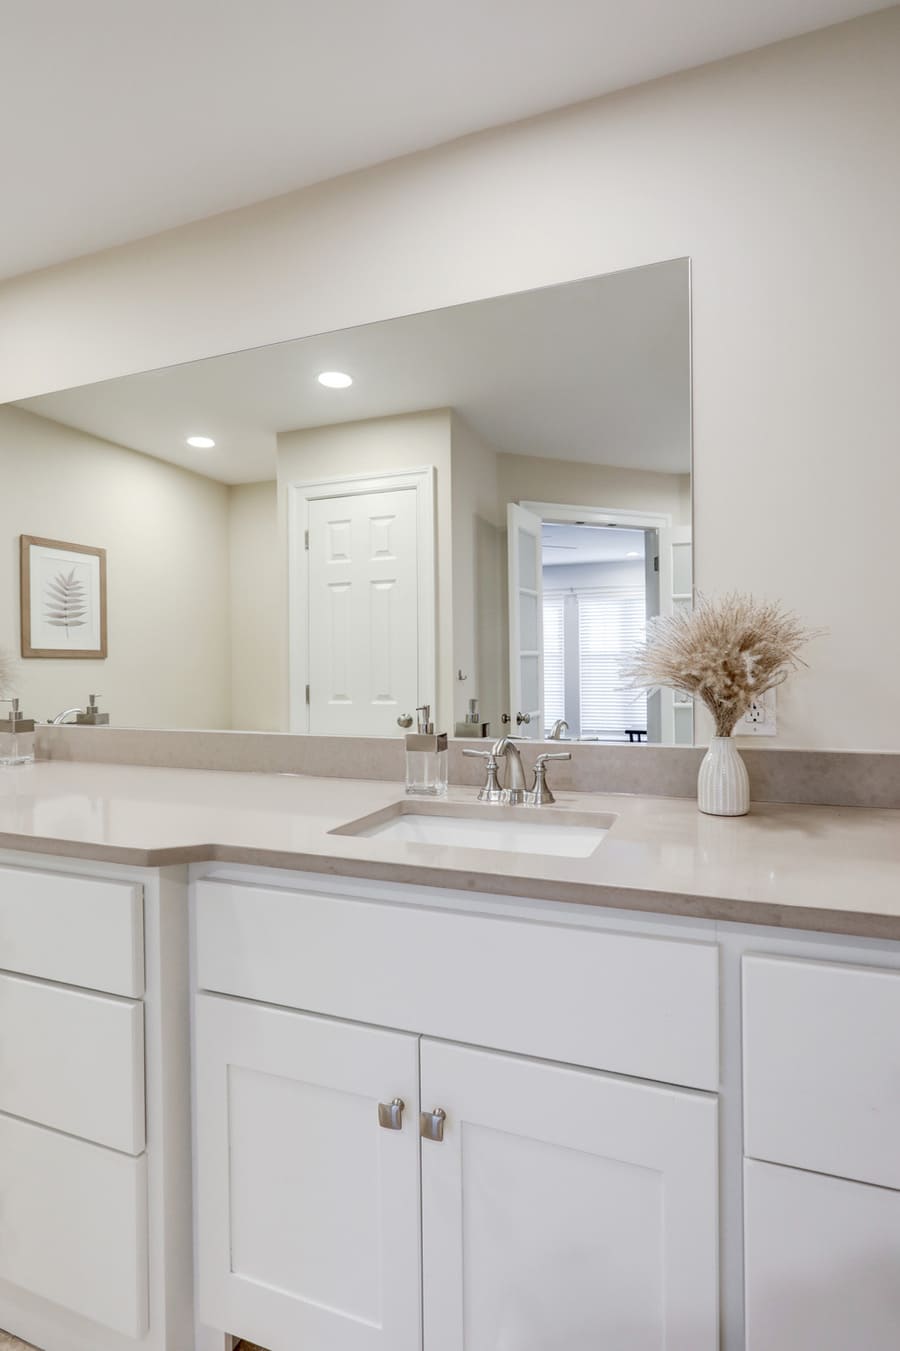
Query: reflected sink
331,801,615,859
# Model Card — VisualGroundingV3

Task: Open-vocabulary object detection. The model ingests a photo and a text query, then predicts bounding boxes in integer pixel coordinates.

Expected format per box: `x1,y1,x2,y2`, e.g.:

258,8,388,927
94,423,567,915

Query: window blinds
542,591,566,732
577,586,647,738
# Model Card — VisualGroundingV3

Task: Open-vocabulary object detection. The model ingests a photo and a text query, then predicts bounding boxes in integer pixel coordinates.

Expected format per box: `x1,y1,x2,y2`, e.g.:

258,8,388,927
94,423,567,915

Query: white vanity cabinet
0,852,192,1351
193,871,721,1351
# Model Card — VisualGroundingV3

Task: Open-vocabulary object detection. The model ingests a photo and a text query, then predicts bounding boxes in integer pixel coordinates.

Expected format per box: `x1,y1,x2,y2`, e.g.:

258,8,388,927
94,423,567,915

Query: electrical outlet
741,688,777,736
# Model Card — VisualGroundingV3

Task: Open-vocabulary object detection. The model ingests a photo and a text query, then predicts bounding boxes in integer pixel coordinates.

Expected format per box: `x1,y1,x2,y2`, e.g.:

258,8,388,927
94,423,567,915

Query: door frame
519,500,672,531
518,500,681,742
288,467,437,733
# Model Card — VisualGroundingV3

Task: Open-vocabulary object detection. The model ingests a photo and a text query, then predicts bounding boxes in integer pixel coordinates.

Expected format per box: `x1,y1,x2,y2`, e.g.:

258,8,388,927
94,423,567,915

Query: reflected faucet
51,707,83,725
548,719,569,740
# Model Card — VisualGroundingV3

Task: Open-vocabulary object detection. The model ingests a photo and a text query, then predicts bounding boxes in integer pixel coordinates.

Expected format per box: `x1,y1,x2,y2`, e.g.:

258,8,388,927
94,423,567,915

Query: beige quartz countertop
1,760,899,938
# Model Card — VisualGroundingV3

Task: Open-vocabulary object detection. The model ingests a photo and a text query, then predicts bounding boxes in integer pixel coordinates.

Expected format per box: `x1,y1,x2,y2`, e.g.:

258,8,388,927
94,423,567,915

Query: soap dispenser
405,705,448,797
0,698,36,766
76,694,110,726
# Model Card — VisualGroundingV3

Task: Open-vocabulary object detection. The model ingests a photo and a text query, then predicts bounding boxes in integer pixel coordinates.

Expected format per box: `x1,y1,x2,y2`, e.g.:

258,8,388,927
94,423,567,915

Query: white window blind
542,592,566,733
577,586,647,739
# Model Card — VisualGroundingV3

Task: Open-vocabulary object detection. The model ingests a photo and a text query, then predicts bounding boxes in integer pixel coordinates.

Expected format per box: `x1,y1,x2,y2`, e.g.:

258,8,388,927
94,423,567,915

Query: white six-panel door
307,485,421,736
420,1039,719,1351
195,995,422,1351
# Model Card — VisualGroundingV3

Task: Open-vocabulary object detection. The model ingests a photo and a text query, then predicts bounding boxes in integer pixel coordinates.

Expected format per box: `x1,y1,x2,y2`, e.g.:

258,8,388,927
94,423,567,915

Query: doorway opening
541,522,652,743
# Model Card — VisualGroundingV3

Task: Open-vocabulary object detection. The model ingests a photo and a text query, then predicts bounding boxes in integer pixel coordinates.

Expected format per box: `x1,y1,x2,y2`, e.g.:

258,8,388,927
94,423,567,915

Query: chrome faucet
491,736,529,804
51,707,84,725
548,719,570,740
465,739,572,806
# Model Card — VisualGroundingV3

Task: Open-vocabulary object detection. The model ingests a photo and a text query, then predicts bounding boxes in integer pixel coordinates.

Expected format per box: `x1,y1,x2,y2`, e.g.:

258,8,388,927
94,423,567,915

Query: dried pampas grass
0,649,16,700
623,593,820,738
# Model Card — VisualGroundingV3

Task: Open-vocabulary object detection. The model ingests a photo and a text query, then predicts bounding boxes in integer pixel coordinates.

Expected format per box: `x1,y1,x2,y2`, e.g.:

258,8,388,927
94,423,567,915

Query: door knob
516,711,531,726
420,1107,447,1142
378,1098,405,1130
396,714,414,728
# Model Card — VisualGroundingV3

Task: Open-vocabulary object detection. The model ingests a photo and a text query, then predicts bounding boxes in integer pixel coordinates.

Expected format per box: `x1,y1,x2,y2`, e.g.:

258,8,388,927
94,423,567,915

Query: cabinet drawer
0,1112,148,1337
743,955,900,1188
196,879,719,1090
0,973,145,1153
0,865,143,997
744,1159,900,1350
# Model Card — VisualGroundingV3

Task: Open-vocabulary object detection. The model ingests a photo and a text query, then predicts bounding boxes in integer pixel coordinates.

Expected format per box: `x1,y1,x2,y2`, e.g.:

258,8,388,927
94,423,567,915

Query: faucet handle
527,751,571,806
463,748,503,803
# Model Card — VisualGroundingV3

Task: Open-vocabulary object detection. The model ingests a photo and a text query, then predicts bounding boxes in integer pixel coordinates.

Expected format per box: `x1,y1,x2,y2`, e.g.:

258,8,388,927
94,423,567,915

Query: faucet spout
491,736,530,800
51,707,84,725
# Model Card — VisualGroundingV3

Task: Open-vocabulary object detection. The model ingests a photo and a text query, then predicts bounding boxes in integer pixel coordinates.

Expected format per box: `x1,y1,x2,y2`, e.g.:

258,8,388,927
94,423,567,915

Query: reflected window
542,593,566,732
577,588,647,739
542,522,649,742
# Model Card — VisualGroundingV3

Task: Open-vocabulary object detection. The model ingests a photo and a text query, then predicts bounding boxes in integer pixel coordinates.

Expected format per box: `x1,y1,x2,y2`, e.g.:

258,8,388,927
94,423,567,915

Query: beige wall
497,453,691,526
0,405,231,728
228,480,282,730
277,410,455,728
450,416,504,732
1,10,898,746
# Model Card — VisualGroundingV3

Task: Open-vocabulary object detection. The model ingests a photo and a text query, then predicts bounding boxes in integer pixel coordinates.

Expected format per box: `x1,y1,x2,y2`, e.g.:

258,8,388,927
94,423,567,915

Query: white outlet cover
740,687,777,736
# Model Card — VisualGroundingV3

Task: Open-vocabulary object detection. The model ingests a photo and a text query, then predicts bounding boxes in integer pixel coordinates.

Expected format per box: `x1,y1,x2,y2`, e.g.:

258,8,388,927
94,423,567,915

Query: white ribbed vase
697,737,750,816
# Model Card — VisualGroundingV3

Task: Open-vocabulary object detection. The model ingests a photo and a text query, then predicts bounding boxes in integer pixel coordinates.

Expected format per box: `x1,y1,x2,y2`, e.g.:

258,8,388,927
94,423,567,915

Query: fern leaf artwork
44,568,89,635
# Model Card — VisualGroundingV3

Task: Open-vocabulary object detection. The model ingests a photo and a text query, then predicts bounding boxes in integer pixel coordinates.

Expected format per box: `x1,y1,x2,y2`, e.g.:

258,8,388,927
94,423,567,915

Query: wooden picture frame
20,535,108,659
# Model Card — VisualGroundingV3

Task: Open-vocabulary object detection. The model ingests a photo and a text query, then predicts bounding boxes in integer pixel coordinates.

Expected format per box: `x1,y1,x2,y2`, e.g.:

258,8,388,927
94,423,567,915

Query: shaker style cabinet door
420,1040,718,1351
195,995,422,1351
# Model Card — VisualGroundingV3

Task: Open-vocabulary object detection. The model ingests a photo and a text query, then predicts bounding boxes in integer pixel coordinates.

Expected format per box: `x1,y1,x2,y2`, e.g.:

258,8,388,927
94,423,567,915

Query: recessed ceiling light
186,435,216,449
626,550,641,558
317,370,353,389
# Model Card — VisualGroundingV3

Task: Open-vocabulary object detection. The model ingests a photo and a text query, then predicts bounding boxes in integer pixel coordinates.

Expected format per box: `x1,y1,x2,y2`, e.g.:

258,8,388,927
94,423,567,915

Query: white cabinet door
421,1040,718,1351
195,995,422,1351
745,1159,900,1350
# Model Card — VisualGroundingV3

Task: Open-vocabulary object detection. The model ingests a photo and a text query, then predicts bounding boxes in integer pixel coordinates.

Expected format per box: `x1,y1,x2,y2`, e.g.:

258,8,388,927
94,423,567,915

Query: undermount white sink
331,801,615,858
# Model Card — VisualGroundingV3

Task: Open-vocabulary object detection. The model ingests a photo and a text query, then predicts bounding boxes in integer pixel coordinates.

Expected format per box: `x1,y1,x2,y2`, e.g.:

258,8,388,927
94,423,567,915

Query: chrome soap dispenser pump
0,698,36,766
405,704,448,797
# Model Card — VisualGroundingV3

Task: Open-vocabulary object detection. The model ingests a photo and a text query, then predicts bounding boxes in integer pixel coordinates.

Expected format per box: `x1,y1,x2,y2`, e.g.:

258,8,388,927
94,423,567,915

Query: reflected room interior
2,257,692,746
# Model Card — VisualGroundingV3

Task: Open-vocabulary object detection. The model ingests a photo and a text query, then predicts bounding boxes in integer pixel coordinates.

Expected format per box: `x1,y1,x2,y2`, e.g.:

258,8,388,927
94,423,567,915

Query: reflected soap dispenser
405,705,448,797
0,698,36,766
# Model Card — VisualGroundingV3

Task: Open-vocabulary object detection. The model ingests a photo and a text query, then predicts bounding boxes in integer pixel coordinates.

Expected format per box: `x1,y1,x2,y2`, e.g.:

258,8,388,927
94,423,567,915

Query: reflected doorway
507,501,694,745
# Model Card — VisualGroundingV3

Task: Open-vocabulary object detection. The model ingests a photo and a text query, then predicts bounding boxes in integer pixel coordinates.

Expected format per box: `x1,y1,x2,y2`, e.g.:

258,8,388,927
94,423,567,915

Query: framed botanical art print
20,535,108,659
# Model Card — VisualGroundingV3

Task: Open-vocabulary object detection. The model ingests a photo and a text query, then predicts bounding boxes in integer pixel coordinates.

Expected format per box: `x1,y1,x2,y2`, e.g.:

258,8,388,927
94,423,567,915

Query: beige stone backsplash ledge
35,725,900,811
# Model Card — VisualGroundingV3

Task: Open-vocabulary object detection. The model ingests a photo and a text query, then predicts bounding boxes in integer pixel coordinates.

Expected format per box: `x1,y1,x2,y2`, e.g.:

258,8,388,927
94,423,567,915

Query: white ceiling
542,523,646,567
1,0,892,280
18,260,691,483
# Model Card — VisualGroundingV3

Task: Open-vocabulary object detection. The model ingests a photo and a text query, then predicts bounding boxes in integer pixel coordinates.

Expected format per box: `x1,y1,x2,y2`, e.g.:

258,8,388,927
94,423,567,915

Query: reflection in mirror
2,259,691,744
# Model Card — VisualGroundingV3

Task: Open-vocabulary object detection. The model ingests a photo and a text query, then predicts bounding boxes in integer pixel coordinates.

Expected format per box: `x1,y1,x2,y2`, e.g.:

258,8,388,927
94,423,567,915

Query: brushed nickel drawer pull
420,1107,447,1142
378,1097,405,1130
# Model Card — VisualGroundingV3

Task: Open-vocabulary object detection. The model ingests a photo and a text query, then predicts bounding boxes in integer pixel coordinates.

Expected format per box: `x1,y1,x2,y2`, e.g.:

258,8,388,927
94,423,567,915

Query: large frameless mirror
2,258,692,744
